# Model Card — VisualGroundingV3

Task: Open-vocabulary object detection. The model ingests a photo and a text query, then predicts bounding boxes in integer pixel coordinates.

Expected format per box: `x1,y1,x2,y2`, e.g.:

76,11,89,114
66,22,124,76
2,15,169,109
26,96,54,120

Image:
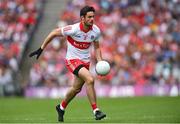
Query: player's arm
93,41,103,62
29,28,63,59
40,28,63,49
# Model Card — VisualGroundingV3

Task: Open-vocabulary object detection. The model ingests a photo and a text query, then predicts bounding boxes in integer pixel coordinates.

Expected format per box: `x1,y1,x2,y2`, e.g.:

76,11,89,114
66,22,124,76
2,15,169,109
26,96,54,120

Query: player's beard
84,20,93,27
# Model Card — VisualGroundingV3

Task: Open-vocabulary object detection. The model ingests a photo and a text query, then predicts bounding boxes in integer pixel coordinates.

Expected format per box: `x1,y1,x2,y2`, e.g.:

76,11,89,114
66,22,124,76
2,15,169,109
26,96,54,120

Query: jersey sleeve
61,25,75,36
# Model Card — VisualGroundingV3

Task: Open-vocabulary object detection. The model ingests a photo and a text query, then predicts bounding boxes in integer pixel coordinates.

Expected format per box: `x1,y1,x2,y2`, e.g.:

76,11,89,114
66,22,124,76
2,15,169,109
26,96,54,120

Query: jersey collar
79,22,92,33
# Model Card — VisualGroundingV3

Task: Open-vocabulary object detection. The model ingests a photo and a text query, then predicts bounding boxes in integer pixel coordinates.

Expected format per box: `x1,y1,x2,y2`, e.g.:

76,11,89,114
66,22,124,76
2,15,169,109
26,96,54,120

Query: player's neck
82,22,92,32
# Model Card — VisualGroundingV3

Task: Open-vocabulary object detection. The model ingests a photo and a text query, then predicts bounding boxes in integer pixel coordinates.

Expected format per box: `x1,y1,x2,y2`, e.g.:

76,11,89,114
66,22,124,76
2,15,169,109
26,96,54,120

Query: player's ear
80,16,85,21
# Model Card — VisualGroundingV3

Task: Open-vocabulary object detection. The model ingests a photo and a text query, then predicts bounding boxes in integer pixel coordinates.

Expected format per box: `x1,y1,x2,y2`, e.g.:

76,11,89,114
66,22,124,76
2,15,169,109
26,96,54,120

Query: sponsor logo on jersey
67,36,91,49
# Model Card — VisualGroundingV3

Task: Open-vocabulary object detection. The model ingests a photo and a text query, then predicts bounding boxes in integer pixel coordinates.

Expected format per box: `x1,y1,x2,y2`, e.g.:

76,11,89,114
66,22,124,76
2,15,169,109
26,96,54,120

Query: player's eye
88,16,94,19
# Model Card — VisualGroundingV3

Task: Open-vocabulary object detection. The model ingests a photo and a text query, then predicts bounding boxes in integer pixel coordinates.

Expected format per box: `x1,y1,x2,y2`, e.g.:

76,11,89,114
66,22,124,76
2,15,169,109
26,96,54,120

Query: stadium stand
19,0,180,97
27,0,180,97
0,0,44,96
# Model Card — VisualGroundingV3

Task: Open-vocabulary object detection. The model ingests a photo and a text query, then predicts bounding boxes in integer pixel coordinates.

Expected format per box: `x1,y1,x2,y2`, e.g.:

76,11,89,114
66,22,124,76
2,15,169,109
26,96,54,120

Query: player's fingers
36,53,40,59
29,51,37,57
36,51,42,59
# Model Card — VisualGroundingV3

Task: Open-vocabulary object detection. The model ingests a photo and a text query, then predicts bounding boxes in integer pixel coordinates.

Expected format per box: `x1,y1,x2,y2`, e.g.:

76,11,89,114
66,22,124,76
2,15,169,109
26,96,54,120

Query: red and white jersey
61,22,101,62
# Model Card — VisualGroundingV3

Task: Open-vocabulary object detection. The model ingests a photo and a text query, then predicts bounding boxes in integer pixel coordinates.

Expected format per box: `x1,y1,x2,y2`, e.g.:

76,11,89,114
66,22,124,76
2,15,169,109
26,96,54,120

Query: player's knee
86,76,94,85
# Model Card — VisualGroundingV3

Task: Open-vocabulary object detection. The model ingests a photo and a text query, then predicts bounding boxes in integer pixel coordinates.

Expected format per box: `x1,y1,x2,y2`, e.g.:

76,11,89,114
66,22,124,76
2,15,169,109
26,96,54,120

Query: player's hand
29,47,43,59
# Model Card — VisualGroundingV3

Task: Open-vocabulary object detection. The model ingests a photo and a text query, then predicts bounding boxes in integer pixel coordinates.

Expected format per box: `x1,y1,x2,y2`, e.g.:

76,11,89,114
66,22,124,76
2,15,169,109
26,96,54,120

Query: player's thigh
78,67,94,83
72,75,85,90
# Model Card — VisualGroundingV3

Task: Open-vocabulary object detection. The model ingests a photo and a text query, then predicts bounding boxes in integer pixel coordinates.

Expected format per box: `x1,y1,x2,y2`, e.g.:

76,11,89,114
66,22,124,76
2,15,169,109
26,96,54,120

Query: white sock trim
93,108,100,114
60,104,65,111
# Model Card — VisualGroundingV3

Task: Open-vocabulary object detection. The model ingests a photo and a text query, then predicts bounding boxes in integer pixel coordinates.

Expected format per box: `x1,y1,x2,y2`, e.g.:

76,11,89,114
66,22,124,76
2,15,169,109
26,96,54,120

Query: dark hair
80,6,95,17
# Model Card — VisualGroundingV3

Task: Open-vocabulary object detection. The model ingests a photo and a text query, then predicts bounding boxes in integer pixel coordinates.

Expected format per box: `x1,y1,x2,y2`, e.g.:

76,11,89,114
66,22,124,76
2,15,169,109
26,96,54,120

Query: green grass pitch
0,96,180,123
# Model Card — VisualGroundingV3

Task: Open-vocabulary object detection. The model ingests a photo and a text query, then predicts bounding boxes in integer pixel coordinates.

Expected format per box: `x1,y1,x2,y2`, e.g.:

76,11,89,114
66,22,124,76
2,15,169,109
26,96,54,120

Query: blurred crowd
28,0,180,88
0,0,43,95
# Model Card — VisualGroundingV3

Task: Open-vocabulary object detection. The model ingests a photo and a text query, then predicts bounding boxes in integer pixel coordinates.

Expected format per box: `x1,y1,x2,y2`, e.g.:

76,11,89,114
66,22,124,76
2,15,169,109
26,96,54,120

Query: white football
95,61,110,76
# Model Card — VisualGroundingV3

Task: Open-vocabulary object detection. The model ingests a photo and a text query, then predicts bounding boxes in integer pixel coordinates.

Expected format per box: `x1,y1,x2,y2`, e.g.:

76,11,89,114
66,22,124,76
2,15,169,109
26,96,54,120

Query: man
29,6,106,122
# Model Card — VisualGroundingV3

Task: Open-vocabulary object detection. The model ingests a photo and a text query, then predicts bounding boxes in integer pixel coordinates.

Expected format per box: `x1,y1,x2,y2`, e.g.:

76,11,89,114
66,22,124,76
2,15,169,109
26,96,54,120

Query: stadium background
0,0,179,98
0,0,180,123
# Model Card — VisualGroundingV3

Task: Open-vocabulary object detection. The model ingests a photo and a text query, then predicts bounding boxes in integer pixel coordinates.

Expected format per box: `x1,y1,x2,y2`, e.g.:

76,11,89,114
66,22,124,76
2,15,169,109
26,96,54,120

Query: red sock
91,103,97,110
60,100,67,110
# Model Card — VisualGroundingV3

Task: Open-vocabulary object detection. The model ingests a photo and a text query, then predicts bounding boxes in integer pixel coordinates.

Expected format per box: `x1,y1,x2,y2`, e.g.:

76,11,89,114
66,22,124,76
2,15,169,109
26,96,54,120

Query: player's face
84,11,95,26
